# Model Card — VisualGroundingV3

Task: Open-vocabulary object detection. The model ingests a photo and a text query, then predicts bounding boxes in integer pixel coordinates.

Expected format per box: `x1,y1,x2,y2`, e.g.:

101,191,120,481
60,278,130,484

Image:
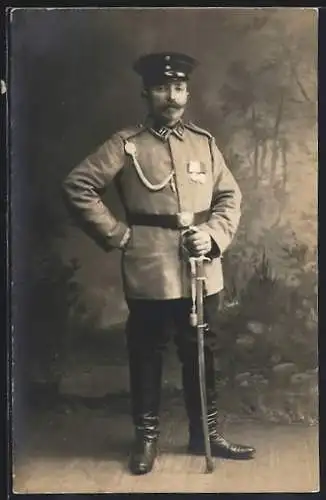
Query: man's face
145,80,189,126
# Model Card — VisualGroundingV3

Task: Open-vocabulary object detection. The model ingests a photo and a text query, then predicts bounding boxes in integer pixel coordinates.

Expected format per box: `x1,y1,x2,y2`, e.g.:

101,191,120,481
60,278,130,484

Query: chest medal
187,161,207,184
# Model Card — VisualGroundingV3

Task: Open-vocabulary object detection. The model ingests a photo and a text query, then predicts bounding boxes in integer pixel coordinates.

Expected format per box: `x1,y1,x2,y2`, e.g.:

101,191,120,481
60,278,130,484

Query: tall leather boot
127,331,162,475
129,413,159,475
182,343,256,460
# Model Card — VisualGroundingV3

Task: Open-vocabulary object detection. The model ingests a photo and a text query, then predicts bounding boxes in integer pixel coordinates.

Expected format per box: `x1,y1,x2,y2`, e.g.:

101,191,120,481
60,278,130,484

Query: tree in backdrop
11,9,317,403
206,11,318,383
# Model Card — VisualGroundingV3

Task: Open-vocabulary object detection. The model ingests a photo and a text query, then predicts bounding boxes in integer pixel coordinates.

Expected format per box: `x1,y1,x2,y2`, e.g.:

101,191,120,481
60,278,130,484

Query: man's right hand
182,227,213,257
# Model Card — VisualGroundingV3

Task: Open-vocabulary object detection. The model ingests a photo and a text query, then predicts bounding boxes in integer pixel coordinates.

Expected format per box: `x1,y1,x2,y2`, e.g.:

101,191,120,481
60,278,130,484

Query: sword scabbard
190,256,214,473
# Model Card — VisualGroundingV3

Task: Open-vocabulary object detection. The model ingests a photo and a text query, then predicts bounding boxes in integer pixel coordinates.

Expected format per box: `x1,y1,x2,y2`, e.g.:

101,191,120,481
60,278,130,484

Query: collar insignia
148,121,185,141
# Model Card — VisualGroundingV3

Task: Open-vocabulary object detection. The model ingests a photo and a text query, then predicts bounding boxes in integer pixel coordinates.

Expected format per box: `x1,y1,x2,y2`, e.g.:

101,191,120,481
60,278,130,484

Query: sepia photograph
9,7,318,493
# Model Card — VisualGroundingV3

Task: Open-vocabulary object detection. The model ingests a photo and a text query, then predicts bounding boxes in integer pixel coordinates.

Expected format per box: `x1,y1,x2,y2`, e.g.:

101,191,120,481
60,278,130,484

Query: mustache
163,103,184,110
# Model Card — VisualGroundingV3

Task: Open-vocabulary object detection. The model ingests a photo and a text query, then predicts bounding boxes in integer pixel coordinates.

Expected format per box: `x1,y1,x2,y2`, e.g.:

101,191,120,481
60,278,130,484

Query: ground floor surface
12,394,319,494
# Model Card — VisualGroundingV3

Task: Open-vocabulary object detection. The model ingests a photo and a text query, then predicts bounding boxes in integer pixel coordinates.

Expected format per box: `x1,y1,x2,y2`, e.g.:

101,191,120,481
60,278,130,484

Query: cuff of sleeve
206,237,221,259
199,222,230,258
119,227,131,249
104,221,130,251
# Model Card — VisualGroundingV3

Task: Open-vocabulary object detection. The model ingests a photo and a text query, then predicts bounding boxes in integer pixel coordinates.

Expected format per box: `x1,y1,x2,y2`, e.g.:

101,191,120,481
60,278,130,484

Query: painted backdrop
11,8,318,422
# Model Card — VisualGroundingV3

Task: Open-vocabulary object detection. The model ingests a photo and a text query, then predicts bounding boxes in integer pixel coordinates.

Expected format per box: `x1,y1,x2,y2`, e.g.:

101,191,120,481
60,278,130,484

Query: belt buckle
176,211,194,229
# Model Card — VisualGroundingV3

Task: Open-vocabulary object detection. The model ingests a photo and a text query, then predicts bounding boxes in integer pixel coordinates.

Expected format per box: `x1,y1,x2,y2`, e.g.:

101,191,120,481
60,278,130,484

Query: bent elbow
61,175,77,211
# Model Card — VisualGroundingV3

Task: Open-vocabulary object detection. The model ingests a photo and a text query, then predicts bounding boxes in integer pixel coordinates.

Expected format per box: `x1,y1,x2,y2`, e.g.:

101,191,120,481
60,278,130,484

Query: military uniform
63,119,241,299
62,52,255,475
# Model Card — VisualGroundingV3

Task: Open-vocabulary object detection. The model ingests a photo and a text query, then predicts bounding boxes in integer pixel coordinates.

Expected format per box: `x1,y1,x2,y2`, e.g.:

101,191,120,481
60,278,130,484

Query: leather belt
126,210,210,229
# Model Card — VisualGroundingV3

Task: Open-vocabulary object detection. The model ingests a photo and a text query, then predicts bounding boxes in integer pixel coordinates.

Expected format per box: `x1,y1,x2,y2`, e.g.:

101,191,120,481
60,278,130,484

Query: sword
178,213,214,473
189,255,214,474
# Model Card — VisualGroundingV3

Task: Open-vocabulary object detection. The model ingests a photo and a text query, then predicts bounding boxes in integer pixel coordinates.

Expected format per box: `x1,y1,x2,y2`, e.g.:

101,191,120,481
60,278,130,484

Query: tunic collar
145,116,185,141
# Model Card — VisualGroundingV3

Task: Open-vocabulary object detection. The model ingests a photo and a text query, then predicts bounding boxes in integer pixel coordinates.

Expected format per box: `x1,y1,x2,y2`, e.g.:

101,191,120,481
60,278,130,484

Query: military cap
133,52,198,86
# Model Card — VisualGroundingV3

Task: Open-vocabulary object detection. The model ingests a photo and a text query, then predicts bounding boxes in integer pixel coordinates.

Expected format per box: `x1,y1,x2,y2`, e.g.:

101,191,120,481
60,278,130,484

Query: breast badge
187,161,207,184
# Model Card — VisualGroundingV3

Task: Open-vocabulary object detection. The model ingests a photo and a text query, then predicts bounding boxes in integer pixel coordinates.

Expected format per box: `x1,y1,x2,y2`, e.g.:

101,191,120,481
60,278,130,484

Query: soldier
62,52,256,475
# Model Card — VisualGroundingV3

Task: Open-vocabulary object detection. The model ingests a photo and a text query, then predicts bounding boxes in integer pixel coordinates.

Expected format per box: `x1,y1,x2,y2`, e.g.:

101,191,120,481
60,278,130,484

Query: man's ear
141,88,148,98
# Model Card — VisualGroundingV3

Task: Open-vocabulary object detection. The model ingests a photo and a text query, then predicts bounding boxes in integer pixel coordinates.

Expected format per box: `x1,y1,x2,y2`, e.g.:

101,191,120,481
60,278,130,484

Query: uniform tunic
62,121,242,300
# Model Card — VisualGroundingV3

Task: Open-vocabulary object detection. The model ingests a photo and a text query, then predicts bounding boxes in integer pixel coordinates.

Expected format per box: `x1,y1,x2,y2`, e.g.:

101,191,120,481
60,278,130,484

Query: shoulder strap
119,124,145,142
184,121,213,139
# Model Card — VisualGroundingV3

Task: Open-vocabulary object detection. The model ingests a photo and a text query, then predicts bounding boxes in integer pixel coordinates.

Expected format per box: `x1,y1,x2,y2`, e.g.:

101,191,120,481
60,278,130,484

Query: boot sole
130,466,155,475
188,446,255,460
